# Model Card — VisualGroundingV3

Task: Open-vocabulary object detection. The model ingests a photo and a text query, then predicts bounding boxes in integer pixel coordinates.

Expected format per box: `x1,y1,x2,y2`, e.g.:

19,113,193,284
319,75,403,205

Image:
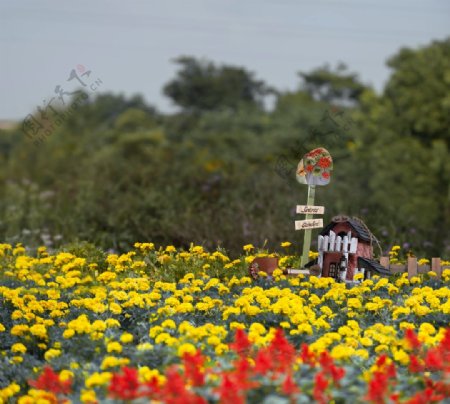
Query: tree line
0,38,448,257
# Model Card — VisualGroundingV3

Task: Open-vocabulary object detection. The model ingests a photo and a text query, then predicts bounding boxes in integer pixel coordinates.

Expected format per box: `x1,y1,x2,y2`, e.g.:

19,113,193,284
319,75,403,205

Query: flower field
0,242,449,403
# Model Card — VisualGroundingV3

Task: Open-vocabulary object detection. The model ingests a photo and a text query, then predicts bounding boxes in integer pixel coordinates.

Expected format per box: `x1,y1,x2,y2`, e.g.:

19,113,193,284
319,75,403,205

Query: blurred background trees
0,38,448,257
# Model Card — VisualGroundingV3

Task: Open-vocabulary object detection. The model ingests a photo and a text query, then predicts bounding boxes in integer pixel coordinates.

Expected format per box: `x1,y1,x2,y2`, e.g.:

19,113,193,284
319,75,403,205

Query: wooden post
431,257,441,277
407,257,417,279
300,185,316,267
380,256,389,269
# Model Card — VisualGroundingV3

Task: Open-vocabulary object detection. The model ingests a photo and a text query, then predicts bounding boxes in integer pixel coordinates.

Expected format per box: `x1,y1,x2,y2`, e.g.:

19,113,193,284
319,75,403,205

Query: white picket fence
317,230,359,271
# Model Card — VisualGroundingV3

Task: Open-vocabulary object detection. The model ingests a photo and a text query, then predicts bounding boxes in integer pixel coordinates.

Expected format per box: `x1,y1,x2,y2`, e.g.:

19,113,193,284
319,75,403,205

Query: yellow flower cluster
0,243,449,402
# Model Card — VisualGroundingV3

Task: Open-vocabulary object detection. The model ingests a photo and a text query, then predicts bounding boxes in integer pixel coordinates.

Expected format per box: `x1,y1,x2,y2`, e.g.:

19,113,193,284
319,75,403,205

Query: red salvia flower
230,329,252,356
161,367,207,404
366,371,389,404
183,350,205,387
142,375,161,398
318,351,345,384
313,371,329,404
405,329,421,350
424,348,444,371
254,348,272,375
300,343,316,366
267,329,296,372
376,354,388,367
281,373,300,396
217,374,245,404
108,367,140,401
29,366,72,395
408,354,423,373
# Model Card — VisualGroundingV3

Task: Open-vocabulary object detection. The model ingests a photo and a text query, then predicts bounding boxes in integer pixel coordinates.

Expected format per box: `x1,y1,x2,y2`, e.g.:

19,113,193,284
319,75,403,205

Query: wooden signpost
295,218,323,230
295,148,333,267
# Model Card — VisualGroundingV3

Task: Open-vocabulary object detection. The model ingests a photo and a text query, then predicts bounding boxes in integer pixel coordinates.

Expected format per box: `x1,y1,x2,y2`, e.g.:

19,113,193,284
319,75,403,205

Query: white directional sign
295,218,323,231
296,205,325,215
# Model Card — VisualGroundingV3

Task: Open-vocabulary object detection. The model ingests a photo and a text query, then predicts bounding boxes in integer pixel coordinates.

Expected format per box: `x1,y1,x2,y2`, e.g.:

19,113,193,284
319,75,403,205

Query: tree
163,56,271,112
299,63,368,106
384,38,450,146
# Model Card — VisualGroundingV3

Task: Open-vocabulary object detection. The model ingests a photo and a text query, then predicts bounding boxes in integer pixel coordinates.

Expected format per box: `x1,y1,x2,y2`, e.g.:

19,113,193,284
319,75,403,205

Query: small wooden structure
312,215,390,281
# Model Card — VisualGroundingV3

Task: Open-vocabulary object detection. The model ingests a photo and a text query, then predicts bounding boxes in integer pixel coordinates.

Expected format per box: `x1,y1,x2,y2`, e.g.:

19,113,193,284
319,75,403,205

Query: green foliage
163,56,272,112
0,43,449,257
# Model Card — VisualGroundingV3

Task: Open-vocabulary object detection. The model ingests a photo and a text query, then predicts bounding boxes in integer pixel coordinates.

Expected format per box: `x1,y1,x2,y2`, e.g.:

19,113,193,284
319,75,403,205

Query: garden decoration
312,215,390,281
295,148,333,267
248,256,279,280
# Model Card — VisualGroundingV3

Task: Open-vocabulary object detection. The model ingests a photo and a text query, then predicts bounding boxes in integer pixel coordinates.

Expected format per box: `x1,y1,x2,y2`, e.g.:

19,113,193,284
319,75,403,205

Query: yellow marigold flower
44,349,61,361
106,341,122,353
347,298,362,309
109,302,122,315
359,337,373,347
243,244,254,252
11,343,27,354
158,254,172,264
207,336,221,346
80,389,97,404
0,323,5,332
12,356,23,364
418,258,430,266
0,382,20,401
393,349,409,366
161,319,176,329
165,245,176,253
85,372,112,388
330,344,355,360
105,318,121,328
137,342,154,351
91,320,107,332
59,370,74,382
120,332,134,344
178,343,197,357
375,344,389,353
419,322,436,335
215,343,229,355
230,322,246,330
63,329,75,339
29,324,47,339
281,242,292,248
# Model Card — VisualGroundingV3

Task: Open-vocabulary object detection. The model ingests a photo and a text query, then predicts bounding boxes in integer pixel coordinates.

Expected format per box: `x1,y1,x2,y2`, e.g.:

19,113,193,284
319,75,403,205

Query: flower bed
0,243,449,403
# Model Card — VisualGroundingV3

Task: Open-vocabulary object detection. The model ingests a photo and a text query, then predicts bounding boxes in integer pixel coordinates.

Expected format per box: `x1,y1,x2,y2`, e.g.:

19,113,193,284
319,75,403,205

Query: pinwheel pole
294,148,332,269
300,184,316,267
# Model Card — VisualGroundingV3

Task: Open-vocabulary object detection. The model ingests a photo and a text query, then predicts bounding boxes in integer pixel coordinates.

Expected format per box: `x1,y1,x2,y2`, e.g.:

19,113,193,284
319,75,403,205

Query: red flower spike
408,354,423,373
183,350,205,387
318,351,345,384
300,343,316,366
267,329,296,372
108,367,140,401
282,373,300,396
254,348,273,375
313,372,329,404
161,367,207,404
424,348,444,371
366,371,389,404
376,354,388,367
29,366,72,395
405,329,421,350
230,329,252,356
142,375,161,398
217,374,245,404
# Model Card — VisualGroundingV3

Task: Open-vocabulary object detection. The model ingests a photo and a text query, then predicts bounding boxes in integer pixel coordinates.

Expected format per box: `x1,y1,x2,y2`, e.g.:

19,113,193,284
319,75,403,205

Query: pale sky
0,0,449,119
